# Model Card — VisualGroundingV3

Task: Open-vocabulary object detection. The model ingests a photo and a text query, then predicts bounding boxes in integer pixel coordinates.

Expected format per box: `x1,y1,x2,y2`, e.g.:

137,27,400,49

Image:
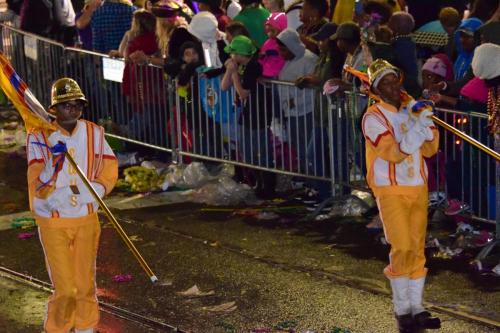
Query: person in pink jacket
259,12,287,78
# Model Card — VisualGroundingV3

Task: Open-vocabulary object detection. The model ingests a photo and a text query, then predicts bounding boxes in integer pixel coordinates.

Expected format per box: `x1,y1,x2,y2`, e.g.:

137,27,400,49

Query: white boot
409,277,426,316
409,277,442,330
390,277,411,315
75,329,94,333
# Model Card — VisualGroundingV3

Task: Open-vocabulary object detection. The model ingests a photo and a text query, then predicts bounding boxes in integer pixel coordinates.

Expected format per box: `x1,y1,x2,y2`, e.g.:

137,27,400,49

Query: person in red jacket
120,10,164,137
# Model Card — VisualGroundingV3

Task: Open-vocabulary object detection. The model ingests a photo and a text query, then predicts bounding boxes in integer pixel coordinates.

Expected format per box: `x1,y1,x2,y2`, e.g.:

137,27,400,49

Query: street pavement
0,149,498,332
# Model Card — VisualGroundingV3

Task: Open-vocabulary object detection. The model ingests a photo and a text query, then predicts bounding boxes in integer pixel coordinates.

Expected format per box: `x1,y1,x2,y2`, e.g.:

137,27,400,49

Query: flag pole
64,152,158,283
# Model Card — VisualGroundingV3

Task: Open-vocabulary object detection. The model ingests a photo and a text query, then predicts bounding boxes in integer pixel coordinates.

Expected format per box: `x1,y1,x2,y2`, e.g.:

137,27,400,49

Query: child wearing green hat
222,35,276,198
222,34,260,110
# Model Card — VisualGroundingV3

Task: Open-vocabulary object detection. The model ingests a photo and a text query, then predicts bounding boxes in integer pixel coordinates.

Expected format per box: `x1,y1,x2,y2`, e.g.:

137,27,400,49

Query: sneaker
455,222,474,234
294,189,318,203
428,191,446,208
302,189,320,204
444,199,470,216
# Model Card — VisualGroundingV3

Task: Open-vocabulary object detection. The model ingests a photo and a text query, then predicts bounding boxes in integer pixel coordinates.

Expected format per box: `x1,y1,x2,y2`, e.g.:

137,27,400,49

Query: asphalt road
0,149,498,332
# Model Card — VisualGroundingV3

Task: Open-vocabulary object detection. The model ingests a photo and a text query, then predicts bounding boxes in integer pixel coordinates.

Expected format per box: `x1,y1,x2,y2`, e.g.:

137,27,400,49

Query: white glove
48,131,66,146
45,186,73,212
399,122,430,155
75,182,106,205
417,109,434,128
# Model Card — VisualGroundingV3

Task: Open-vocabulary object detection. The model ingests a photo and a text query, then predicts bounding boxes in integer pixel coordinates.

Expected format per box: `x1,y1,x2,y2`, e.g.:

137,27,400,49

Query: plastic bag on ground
163,162,235,190
351,190,376,209
116,152,138,168
327,196,370,217
189,176,255,206
182,162,213,188
141,160,170,174
177,285,215,297
162,164,186,188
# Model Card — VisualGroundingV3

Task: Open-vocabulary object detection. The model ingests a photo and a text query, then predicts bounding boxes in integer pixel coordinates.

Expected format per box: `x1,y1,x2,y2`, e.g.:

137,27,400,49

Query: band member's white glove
75,182,106,205
47,131,66,147
399,121,433,155
45,186,73,212
417,109,434,128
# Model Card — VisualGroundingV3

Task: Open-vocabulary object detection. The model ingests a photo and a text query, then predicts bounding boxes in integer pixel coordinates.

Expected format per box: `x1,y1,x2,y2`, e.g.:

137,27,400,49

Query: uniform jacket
362,94,439,197
27,119,118,228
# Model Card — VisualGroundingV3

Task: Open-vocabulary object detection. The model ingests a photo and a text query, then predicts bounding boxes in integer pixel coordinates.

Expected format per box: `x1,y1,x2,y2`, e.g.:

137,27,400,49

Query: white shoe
390,277,411,316
409,277,426,316
428,191,446,208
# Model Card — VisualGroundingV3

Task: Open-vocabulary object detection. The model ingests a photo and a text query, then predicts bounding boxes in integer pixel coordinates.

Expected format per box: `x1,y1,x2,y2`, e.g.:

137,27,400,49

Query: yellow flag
0,53,55,132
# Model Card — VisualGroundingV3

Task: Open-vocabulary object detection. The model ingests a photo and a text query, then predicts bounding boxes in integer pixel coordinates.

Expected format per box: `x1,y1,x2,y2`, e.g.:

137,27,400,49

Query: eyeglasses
59,102,85,111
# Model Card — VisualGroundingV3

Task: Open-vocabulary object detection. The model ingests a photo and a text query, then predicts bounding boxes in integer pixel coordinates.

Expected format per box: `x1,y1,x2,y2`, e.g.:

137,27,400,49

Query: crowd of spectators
1,0,499,203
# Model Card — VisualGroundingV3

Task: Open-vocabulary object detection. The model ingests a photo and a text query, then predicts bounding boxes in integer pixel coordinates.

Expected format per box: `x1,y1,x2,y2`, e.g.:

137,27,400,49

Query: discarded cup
17,232,35,240
112,274,133,282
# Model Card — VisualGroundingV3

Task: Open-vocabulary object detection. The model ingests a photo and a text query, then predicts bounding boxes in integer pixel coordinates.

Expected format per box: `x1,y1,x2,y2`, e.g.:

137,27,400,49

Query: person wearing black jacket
20,0,56,38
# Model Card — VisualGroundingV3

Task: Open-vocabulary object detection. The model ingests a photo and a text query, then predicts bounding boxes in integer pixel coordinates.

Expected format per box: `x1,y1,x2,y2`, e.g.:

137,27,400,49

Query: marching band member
362,59,441,333
26,78,118,333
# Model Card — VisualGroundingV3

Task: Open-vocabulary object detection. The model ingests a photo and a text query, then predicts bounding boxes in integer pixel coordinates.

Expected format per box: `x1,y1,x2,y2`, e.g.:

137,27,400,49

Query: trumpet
430,115,500,161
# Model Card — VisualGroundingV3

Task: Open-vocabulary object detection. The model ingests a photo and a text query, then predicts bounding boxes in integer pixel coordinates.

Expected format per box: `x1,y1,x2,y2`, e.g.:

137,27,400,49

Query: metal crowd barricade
0,24,65,108
174,76,346,179
172,75,356,199
432,108,497,223
61,47,177,152
341,90,498,224
0,23,497,224
0,24,178,153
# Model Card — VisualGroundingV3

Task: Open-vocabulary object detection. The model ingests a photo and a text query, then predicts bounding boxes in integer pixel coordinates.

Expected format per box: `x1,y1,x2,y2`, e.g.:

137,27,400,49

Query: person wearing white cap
472,43,500,136
226,0,242,19
188,11,227,69
362,59,441,332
